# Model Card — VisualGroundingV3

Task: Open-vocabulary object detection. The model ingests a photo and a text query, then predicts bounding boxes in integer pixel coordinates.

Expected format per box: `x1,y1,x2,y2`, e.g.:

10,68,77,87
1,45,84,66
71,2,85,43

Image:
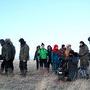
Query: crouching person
67,50,79,81
19,38,29,77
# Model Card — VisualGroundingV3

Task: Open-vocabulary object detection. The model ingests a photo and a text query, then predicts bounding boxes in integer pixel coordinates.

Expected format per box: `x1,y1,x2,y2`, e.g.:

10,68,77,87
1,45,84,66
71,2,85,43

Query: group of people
34,38,90,81
0,37,90,81
0,38,29,76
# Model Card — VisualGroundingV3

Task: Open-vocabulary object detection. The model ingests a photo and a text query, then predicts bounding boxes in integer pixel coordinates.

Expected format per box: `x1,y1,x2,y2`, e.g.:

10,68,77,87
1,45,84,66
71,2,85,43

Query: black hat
0,39,5,43
88,37,90,41
80,41,84,44
41,43,45,46
69,50,74,55
0,39,5,45
19,38,25,42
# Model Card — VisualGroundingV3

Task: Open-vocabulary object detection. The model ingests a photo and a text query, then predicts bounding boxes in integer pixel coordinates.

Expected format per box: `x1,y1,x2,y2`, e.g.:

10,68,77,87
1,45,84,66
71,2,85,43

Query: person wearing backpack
38,43,48,75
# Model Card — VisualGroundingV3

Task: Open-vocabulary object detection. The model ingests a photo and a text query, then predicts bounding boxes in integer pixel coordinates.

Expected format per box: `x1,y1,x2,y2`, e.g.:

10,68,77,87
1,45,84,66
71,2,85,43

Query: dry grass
0,60,90,90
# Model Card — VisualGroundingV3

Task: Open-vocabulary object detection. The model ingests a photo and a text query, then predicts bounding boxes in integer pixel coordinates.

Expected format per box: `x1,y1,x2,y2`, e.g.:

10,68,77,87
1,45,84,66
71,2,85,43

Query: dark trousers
47,61,52,69
40,59,47,68
10,60,14,71
19,61,27,74
68,68,78,81
36,60,39,70
5,60,13,73
1,60,5,71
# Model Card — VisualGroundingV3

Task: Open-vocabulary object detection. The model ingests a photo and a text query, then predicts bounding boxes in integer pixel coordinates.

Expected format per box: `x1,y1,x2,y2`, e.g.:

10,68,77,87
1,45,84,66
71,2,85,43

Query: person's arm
23,45,29,60
51,52,54,63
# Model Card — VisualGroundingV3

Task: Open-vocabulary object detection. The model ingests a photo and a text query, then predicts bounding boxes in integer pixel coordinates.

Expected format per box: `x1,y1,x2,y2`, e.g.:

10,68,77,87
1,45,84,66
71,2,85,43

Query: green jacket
38,48,48,59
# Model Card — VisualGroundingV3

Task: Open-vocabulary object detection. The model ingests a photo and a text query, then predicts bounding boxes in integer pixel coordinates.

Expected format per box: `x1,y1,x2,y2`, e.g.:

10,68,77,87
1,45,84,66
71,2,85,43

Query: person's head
69,50,74,56
41,43,45,48
53,44,58,51
80,41,85,47
61,44,65,49
0,39,5,46
36,45,40,50
47,45,52,50
66,44,71,50
74,52,79,57
88,37,90,44
19,38,26,46
5,39,11,45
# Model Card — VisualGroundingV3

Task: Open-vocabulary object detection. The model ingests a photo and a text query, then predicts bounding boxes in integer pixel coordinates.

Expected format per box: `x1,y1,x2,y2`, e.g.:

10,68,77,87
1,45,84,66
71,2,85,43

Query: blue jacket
51,51,60,64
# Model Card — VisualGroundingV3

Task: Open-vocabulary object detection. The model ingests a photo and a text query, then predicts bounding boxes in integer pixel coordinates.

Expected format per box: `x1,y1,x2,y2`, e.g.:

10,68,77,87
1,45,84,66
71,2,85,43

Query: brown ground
0,60,90,90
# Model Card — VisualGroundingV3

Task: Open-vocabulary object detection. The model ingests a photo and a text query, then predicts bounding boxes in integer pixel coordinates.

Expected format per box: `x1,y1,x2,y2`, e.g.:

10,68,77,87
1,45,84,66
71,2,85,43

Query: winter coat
1,44,7,60
19,44,29,61
79,45,89,67
47,49,52,62
11,45,16,60
38,48,48,60
34,50,39,60
51,50,60,64
68,55,79,70
5,44,13,61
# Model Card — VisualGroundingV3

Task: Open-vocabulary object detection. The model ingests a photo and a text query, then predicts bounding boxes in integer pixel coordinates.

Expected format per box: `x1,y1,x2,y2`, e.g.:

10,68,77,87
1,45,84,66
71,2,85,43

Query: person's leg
54,63,58,74
43,59,48,76
52,62,54,72
53,63,56,73
19,61,24,75
1,60,5,72
36,60,39,70
39,60,44,74
40,60,43,69
23,61,27,76
8,60,14,74
84,66,89,79
5,61,9,75
47,62,49,73
25,61,27,71
11,60,14,72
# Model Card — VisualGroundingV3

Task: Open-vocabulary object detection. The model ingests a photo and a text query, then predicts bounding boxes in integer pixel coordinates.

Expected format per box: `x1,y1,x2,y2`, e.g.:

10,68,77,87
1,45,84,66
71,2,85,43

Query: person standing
0,39,6,73
59,44,66,61
47,45,52,73
67,50,79,81
34,45,40,70
8,39,16,73
65,44,72,59
88,37,90,61
88,37,90,44
4,39,15,75
19,38,29,76
79,41,89,79
52,44,61,74
38,43,48,75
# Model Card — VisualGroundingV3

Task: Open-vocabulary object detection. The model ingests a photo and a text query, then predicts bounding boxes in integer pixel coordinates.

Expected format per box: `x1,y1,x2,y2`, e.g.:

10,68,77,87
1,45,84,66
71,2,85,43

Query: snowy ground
0,60,90,90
